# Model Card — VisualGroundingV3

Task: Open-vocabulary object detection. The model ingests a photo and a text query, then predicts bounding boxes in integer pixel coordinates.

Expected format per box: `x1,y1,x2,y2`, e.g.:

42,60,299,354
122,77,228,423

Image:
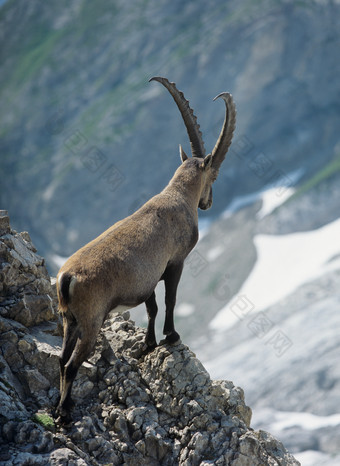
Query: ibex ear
202,153,213,169
179,144,189,163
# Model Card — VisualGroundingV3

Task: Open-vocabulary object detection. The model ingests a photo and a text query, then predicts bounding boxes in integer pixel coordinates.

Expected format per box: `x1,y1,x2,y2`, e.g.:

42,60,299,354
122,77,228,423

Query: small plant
32,412,55,431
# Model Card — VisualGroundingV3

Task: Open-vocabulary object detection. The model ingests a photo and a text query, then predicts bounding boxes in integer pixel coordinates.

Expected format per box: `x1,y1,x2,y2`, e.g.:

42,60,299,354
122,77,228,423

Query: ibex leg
57,321,101,420
163,263,183,344
59,314,79,397
145,291,158,349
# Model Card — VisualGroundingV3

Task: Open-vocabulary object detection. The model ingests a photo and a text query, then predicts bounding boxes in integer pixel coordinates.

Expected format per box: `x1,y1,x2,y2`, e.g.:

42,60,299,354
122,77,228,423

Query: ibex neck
165,167,202,211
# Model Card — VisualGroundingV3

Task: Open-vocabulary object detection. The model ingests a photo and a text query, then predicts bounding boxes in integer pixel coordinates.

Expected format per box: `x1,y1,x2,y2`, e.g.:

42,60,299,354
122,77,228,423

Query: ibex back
56,77,236,421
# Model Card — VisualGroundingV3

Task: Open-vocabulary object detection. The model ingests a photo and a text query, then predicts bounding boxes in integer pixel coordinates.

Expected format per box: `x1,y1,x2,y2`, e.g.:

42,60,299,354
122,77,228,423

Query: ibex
56,77,236,421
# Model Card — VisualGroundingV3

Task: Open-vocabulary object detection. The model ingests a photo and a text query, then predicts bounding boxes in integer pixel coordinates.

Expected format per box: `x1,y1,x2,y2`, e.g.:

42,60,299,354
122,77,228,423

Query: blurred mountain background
1,0,340,464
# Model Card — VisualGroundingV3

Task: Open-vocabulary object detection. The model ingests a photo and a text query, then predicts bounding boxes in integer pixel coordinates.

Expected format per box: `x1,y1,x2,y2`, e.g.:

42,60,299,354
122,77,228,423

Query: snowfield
210,217,340,332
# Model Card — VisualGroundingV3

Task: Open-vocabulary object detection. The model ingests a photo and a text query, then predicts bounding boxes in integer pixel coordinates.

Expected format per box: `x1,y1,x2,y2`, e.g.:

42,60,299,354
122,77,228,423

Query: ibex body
56,77,236,421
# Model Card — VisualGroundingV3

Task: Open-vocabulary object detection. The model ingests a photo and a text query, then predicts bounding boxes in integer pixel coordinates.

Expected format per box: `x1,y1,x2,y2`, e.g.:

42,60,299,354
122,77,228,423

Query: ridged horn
149,76,206,158
211,92,236,172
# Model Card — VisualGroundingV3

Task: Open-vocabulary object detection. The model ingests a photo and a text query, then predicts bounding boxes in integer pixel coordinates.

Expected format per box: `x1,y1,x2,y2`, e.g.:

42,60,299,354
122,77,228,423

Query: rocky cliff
0,213,299,465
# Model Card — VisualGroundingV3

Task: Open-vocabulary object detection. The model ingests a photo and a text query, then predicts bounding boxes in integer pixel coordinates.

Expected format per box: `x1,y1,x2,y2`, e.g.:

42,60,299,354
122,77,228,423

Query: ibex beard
55,76,236,422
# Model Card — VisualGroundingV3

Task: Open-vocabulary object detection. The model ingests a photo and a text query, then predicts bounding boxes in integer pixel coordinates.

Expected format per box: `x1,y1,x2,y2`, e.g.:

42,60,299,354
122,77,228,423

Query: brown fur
58,159,203,317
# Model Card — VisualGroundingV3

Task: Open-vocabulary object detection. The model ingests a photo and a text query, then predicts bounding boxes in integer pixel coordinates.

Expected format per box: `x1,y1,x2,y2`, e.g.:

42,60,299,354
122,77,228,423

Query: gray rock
0,218,299,465
0,211,10,236
49,448,88,465
0,216,57,327
20,366,50,393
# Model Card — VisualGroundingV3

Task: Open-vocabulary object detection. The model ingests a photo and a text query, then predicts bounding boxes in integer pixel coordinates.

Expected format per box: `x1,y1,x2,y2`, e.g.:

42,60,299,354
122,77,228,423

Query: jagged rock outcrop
0,213,300,465
0,210,56,327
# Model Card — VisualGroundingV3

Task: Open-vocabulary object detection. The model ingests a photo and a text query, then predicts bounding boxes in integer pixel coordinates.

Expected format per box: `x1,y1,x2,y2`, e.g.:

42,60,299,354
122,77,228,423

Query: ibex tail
57,272,74,312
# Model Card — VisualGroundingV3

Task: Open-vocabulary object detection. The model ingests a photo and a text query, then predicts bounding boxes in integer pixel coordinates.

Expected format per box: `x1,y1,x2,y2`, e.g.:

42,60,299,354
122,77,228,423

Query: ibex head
149,77,236,210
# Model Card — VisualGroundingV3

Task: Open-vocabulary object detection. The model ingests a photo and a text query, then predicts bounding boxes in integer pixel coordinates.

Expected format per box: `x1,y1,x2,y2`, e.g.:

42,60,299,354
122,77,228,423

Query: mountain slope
1,0,340,272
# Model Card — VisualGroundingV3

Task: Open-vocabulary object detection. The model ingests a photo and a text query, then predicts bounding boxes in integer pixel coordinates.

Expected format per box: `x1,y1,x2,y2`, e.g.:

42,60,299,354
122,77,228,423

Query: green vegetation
292,151,340,200
203,274,222,296
9,29,63,89
78,77,146,143
32,412,55,431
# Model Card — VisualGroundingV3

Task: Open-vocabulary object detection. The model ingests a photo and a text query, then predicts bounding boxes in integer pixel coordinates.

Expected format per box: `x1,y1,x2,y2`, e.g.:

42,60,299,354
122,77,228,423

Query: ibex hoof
55,413,73,426
54,407,72,426
141,342,157,355
160,332,181,346
54,396,75,425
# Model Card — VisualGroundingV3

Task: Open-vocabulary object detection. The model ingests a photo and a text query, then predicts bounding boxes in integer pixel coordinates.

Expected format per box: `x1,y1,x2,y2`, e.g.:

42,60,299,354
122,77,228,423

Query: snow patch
176,302,195,317
257,186,295,219
207,245,224,262
223,168,303,219
210,218,340,331
50,254,68,269
252,409,340,465
295,450,340,466
198,217,213,239
222,192,260,218
253,408,340,431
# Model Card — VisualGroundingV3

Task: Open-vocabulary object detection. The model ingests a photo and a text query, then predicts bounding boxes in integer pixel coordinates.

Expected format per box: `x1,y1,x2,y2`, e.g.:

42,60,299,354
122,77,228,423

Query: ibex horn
211,92,236,172
149,76,206,159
